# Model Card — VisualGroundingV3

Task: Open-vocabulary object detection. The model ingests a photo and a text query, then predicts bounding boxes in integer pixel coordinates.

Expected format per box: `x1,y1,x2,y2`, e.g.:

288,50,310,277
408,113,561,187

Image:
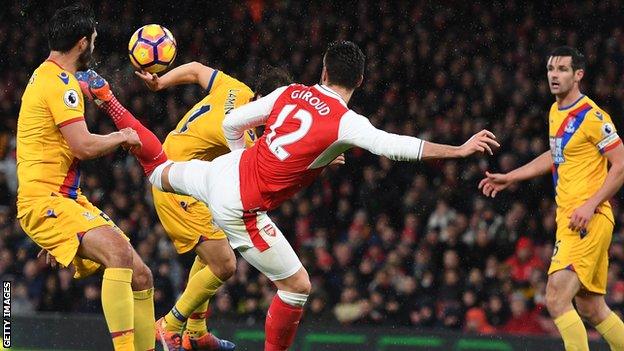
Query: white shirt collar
314,84,348,108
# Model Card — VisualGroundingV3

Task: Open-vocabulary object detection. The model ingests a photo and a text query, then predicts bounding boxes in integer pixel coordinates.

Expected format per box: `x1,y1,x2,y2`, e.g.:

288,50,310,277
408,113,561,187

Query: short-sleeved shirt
549,95,621,223
17,60,85,215
163,70,255,162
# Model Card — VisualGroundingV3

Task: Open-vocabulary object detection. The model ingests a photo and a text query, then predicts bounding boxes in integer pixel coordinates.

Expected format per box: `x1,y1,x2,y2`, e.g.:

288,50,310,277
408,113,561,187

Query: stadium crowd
2,0,624,336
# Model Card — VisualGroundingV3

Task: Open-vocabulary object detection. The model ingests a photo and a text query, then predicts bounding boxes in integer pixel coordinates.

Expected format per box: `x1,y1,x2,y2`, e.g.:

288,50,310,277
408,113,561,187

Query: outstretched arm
479,150,552,198
338,111,499,161
135,61,216,91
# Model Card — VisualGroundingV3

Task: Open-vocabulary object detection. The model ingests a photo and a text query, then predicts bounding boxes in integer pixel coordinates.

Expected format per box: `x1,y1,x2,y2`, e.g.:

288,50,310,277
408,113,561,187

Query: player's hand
37,249,57,268
120,127,142,151
568,202,596,232
458,130,500,157
330,154,346,166
135,70,161,91
478,171,512,198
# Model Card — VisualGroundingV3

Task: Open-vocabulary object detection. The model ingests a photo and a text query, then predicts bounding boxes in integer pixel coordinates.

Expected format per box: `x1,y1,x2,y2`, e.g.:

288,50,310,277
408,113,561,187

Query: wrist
112,131,127,144
585,198,600,209
453,146,464,158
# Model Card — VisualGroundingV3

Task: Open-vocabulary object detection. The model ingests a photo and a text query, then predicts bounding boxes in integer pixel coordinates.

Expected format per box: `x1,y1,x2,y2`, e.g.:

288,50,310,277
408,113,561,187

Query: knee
545,286,567,317
286,270,311,295
576,302,594,321
576,298,608,325
211,256,236,282
132,262,153,290
102,242,133,269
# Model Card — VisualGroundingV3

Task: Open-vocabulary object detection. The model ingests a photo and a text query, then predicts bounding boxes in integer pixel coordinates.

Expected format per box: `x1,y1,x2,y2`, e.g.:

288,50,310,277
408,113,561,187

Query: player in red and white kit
85,41,499,351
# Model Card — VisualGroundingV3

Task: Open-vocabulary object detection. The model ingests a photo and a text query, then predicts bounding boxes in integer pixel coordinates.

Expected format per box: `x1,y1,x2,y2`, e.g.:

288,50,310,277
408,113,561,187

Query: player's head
547,46,585,96
253,66,293,99
321,41,365,90
48,4,97,70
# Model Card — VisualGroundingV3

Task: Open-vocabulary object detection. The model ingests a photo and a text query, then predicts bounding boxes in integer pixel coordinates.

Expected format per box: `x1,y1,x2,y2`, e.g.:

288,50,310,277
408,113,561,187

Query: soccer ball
128,24,177,74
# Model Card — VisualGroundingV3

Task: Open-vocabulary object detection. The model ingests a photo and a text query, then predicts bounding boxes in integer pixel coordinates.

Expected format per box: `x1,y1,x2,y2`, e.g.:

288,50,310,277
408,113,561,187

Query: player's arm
568,114,624,231
338,112,499,161
569,143,624,231
60,121,141,160
135,61,216,91
223,86,287,150
478,151,552,198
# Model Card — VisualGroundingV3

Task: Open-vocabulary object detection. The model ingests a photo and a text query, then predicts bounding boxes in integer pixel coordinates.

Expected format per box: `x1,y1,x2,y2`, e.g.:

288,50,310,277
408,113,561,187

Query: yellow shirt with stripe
549,95,621,224
163,70,255,161
17,60,85,216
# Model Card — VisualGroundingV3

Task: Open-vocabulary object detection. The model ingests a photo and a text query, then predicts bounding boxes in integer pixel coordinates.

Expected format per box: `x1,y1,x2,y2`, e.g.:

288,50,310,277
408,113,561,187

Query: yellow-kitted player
135,63,292,349
479,46,624,351
16,5,154,350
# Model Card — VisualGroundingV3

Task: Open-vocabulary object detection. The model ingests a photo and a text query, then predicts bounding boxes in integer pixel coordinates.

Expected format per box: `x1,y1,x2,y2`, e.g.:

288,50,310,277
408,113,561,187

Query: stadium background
2,0,624,348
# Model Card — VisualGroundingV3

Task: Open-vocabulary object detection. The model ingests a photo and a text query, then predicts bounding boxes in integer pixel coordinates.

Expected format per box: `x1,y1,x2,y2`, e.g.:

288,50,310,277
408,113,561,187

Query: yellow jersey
163,70,255,161
17,60,85,215
549,95,621,224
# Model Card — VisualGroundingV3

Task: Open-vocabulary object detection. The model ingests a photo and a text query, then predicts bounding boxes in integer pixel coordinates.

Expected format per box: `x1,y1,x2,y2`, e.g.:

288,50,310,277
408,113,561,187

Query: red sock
100,96,167,175
264,295,304,351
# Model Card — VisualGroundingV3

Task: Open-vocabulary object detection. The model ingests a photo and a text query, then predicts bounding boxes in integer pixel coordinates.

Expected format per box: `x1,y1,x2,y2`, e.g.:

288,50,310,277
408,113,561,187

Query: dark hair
254,66,293,96
48,4,96,52
549,46,586,71
323,41,365,89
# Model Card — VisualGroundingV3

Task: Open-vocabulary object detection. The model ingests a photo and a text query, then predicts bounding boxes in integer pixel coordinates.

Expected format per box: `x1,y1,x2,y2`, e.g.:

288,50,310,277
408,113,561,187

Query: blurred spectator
465,307,496,334
506,237,543,284
501,293,546,335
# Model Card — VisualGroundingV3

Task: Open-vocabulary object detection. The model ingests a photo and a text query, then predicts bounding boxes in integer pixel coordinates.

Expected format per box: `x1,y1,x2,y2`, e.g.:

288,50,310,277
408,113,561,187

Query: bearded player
17,5,155,351
480,47,624,351
79,41,499,351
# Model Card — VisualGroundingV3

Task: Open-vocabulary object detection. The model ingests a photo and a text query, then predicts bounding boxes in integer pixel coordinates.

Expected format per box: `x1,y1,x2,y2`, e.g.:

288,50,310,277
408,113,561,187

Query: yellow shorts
17,195,127,279
549,212,613,294
152,186,226,254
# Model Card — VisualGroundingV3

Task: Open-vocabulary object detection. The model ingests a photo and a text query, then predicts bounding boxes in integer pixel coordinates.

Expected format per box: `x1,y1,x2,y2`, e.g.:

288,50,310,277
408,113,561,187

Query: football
128,24,177,74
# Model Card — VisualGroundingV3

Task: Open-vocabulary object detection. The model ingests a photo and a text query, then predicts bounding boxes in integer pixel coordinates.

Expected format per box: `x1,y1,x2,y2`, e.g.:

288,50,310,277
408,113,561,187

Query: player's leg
76,69,167,175
185,240,236,335
576,291,624,350
546,269,588,350
238,231,309,351
130,249,156,351
152,189,235,351
167,240,236,351
266,268,310,351
574,214,624,350
77,225,137,351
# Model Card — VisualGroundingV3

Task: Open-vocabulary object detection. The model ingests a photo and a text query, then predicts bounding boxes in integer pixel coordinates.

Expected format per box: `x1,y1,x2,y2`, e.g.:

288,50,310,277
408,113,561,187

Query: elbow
70,143,96,160
222,116,237,137
613,161,624,174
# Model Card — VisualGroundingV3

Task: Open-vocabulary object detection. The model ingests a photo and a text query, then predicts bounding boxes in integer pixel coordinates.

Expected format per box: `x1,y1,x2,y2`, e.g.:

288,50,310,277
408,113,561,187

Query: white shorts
166,150,302,281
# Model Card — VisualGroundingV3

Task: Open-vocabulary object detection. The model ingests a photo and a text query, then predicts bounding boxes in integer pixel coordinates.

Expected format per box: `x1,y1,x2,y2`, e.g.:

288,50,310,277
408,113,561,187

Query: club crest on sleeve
63,89,79,108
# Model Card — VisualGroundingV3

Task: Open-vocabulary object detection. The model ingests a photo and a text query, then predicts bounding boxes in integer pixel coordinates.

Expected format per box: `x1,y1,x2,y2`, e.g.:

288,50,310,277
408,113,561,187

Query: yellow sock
554,310,589,351
164,263,223,333
596,312,624,351
133,288,155,351
102,268,135,351
185,257,210,337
